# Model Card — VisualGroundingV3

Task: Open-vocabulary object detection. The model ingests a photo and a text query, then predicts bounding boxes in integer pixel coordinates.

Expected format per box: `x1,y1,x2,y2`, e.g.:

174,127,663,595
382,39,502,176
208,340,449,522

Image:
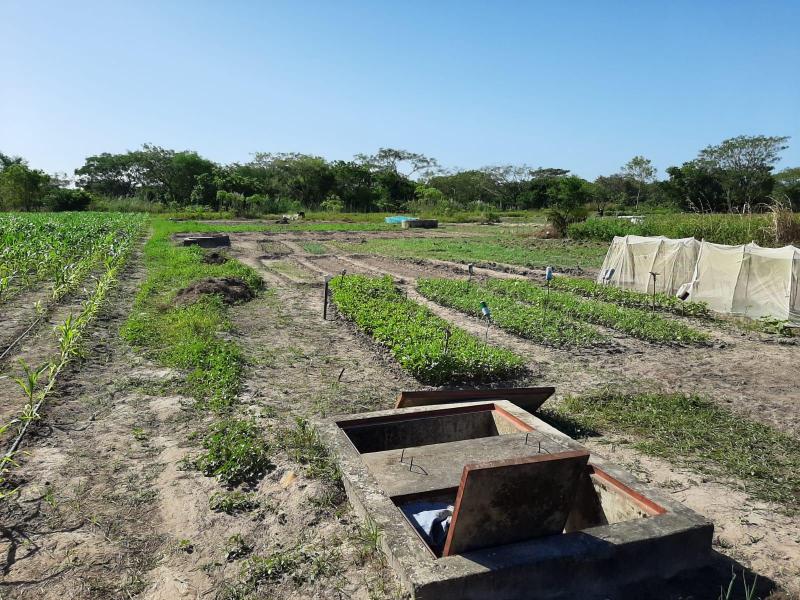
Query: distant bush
568,213,800,246
44,188,93,211
217,191,301,218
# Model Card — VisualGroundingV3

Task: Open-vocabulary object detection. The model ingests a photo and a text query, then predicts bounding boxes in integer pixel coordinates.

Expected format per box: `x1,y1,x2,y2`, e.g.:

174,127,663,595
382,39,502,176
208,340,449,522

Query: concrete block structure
317,397,713,600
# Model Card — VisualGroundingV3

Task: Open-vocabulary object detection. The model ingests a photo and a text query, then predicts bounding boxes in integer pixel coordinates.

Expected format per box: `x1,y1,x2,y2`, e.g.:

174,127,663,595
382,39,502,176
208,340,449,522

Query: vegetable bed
328,275,524,385
416,278,606,347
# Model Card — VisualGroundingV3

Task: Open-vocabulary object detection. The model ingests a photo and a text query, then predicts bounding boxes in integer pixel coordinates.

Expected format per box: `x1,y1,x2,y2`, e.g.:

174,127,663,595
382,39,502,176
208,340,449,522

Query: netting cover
597,235,700,295
598,235,800,322
689,242,800,321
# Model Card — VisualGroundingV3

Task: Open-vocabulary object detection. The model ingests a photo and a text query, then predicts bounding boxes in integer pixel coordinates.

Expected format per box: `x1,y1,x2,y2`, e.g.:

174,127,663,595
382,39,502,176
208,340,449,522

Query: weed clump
278,417,340,485
196,419,272,486
209,490,260,514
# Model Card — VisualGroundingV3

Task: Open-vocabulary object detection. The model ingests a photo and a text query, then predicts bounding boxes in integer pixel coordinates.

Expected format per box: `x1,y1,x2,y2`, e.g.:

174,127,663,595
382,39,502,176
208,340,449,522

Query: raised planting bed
483,279,708,344
328,275,524,385
416,278,606,347
548,276,711,319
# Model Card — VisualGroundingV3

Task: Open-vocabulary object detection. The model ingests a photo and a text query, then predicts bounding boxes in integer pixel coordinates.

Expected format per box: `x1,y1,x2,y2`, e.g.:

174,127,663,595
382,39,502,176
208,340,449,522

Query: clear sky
2,0,798,180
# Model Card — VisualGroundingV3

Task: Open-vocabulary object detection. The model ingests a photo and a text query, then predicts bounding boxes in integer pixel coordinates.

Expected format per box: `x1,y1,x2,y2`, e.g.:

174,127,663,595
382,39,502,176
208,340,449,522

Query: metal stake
649,271,659,312
323,276,331,320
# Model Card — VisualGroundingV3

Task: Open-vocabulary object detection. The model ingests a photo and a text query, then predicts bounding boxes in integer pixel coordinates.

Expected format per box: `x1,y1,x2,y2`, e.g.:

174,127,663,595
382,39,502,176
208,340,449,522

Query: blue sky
2,0,798,180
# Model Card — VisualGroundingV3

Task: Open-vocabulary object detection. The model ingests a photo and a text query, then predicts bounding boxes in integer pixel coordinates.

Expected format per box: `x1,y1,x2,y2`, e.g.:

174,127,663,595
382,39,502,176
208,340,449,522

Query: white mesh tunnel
689,242,800,321
597,235,699,295
597,235,800,322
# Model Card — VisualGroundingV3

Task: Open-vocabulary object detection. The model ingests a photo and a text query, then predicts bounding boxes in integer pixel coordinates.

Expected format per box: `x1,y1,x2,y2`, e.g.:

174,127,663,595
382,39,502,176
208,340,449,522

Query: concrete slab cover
317,399,714,599
395,387,555,413
182,235,231,248
443,450,590,556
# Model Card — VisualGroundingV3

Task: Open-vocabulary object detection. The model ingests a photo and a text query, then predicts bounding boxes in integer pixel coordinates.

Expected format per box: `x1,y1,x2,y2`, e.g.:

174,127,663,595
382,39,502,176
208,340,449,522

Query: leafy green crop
328,275,524,385
483,279,708,344
416,278,605,347
548,276,711,318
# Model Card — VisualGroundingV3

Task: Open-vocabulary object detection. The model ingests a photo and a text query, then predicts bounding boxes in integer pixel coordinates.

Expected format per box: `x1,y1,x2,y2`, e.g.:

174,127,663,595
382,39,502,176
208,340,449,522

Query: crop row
328,275,524,385
482,279,708,344
416,277,707,345
0,212,144,304
416,278,606,347
547,276,711,318
1,216,144,498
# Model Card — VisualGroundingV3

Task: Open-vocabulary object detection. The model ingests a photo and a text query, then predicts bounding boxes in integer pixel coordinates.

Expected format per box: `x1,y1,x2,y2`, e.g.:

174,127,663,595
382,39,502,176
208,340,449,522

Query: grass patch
209,490,260,514
122,219,263,409
301,241,328,255
195,418,273,487
335,236,608,270
266,259,316,282
555,390,800,509
568,213,800,246
416,278,606,347
278,417,341,485
483,278,708,344
329,275,525,384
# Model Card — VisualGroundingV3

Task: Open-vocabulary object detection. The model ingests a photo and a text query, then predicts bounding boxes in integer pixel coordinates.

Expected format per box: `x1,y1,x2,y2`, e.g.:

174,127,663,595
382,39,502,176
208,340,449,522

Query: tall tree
0,163,51,210
356,148,440,179
621,156,657,208
696,135,789,210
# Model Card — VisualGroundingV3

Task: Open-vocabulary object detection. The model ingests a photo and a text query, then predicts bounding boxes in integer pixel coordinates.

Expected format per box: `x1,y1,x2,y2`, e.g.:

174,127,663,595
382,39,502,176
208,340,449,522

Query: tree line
1,136,798,215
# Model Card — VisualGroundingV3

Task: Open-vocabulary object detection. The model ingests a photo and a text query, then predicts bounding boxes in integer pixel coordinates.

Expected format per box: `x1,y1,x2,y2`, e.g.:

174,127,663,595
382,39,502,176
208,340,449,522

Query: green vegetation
335,236,608,270
209,490,260,514
328,275,525,384
300,241,328,255
195,418,272,486
4,135,798,221
548,275,712,318
1,213,144,498
482,279,708,343
0,212,144,304
278,417,339,484
122,219,262,409
568,212,800,246
552,390,800,509
416,278,605,347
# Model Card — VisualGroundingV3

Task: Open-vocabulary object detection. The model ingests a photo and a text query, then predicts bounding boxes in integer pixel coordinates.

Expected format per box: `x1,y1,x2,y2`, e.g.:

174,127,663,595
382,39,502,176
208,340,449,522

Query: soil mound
175,277,254,305
202,251,228,265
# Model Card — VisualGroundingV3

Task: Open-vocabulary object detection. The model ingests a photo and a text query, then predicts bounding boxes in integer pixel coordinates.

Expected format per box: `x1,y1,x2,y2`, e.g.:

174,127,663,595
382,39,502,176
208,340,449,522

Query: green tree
0,163,51,210
356,148,439,178
621,156,657,209
696,135,789,210
774,167,800,210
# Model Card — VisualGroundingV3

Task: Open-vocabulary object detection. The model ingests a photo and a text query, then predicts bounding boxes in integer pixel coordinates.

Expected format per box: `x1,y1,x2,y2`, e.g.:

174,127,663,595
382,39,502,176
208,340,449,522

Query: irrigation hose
0,315,45,363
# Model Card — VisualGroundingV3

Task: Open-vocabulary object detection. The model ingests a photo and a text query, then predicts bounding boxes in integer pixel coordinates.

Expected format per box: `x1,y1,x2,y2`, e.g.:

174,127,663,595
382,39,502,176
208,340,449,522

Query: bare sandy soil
1,227,798,599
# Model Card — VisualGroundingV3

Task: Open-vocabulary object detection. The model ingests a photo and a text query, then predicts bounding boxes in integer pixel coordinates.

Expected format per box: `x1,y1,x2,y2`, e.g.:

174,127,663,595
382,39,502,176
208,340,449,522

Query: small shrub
209,490,260,514
195,419,272,486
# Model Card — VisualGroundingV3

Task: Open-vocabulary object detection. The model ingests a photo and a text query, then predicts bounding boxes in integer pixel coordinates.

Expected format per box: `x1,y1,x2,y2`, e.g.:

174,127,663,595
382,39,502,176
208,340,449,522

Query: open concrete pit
318,393,714,600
